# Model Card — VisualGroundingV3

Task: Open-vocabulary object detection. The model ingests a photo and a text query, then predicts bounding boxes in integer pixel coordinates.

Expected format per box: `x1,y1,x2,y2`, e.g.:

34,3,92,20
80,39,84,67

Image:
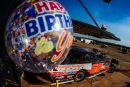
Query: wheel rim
109,66,114,72
75,72,84,81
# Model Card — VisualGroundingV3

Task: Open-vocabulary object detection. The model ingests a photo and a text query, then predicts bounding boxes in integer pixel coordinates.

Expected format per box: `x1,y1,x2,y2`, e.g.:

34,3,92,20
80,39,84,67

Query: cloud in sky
98,17,130,47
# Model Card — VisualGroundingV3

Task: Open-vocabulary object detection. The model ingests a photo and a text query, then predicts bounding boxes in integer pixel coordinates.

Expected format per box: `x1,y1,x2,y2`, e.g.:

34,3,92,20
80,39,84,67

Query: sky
57,0,130,47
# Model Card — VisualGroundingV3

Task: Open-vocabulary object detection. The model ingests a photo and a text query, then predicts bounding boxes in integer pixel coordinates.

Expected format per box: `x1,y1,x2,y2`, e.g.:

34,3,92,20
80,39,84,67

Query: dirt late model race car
49,46,119,82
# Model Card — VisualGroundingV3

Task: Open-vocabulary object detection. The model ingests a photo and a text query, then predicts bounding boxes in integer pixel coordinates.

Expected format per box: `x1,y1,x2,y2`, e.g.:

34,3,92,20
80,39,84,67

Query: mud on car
49,46,119,82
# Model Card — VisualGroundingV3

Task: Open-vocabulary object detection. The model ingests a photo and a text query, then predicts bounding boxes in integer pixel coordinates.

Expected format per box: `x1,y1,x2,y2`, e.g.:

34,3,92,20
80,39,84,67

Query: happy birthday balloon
4,0,73,73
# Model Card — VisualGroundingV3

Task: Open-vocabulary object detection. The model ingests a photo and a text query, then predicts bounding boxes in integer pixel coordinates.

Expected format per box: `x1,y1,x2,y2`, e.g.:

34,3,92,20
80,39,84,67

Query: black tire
73,70,86,82
107,64,115,73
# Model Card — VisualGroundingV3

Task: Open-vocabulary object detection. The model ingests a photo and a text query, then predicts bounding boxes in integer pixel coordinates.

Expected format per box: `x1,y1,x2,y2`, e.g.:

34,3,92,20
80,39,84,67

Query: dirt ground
73,42,130,77
21,72,130,87
19,42,130,87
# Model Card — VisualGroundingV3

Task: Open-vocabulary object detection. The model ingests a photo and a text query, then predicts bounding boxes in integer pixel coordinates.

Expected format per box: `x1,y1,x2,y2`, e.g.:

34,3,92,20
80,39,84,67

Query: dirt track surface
73,42,130,63
20,42,130,87
73,42,130,77
21,72,130,87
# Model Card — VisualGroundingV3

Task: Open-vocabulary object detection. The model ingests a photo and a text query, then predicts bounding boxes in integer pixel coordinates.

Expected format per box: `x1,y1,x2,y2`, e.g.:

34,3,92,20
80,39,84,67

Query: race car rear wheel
73,70,86,82
107,64,115,73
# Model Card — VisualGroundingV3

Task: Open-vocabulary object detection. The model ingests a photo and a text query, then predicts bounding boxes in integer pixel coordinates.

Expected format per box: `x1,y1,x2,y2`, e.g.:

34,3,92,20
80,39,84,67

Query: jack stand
56,80,59,87
51,80,74,85
86,77,100,84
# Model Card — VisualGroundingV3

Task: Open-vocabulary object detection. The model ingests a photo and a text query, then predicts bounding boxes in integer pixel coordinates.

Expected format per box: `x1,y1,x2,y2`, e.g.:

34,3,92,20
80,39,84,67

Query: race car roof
72,19,121,41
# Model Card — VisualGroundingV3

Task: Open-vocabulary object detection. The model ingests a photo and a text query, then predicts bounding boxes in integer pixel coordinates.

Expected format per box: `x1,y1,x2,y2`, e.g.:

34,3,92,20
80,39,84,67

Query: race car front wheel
107,64,115,73
73,70,86,82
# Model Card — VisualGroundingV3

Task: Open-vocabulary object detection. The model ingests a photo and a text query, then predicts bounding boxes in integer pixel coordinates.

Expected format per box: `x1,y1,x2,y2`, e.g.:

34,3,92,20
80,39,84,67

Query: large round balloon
4,0,73,73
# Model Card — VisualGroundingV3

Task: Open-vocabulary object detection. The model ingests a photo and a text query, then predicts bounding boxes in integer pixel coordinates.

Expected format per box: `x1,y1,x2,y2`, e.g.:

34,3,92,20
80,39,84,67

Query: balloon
4,0,73,73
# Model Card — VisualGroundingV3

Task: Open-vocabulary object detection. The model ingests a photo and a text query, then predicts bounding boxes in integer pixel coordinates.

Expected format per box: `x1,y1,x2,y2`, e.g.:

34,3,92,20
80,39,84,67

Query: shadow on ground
116,69,130,71
97,73,105,76
23,72,107,85
124,82,130,87
118,52,127,54
24,72,53,85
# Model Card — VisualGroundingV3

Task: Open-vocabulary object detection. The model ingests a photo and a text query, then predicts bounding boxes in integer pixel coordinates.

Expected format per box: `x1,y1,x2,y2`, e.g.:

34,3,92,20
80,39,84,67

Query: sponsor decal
88,62,109,74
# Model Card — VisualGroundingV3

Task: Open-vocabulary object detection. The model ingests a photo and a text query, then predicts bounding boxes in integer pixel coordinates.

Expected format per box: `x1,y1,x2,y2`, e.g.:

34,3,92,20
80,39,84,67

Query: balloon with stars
4,0,73,73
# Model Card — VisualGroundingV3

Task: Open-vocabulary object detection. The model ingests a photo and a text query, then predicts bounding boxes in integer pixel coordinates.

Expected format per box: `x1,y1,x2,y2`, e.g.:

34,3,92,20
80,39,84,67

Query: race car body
49,46,115,82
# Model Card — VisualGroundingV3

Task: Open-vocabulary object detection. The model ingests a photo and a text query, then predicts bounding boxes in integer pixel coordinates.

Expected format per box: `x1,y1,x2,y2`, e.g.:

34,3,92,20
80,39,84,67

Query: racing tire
107,64,115,73
73,70,86,82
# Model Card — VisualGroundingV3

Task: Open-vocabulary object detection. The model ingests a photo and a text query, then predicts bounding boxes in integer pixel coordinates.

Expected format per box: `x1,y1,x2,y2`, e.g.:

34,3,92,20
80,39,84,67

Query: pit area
20,42,130,87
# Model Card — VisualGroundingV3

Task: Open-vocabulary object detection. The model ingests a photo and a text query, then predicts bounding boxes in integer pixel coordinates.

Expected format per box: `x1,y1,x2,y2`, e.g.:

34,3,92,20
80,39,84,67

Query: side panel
87,61,110,74
50,63,92,77
49,61,110,77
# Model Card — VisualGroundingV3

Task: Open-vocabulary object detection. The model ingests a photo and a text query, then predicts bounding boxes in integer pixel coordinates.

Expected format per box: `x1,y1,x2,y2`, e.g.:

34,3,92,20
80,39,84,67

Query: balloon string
108,3,114,22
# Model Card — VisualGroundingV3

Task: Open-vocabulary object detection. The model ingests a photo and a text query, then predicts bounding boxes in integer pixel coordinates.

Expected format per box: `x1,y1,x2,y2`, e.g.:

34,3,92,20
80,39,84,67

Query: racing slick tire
73,70,86,82
107,64,115,73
